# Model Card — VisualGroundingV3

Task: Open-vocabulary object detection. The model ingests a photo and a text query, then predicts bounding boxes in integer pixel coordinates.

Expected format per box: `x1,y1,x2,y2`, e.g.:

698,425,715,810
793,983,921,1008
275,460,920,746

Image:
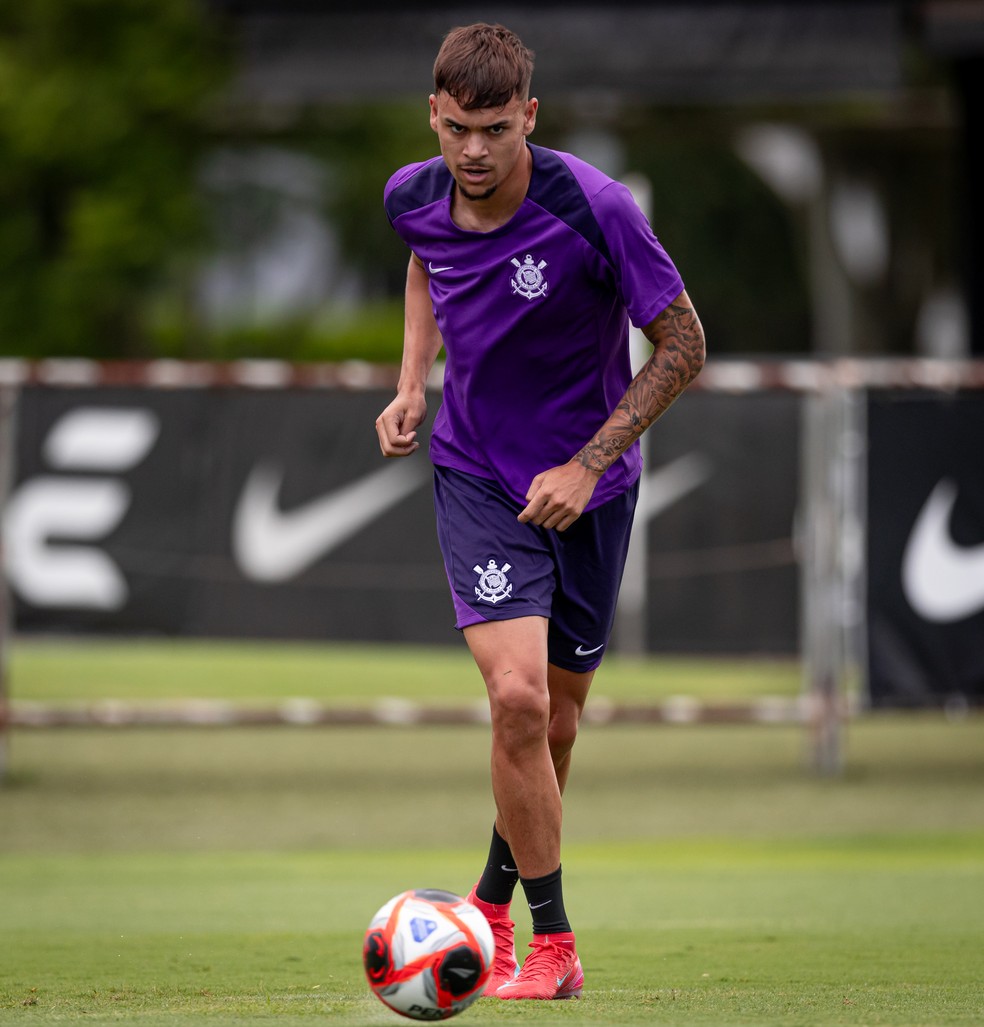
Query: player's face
429,91,537,203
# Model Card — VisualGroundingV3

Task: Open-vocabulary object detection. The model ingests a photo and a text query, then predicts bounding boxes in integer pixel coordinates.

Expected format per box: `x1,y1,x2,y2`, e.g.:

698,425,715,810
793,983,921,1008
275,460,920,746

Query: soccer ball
363,888,494,1020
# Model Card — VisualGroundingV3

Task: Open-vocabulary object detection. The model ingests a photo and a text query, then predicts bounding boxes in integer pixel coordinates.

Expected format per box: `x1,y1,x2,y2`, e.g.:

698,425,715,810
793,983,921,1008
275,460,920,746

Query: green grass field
4,638,804,704
2,640,983,1025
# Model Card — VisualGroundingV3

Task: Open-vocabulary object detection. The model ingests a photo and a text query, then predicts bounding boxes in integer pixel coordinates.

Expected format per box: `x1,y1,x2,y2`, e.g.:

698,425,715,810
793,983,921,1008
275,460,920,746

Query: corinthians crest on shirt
510,254,548,300
474,559,513,604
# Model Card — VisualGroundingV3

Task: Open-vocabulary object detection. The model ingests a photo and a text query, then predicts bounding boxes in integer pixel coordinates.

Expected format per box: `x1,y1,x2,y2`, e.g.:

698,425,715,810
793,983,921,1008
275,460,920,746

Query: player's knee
488,675,549,746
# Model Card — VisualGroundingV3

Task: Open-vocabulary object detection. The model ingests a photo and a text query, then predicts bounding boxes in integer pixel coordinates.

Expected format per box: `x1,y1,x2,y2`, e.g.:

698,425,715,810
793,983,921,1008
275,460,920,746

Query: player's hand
518,460,602,531
375,394,427,457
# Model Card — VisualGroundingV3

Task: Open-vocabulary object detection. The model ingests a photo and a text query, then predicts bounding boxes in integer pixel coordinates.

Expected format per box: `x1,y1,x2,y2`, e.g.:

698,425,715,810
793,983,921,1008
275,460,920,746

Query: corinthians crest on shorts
474,559,513,604
510,254,548,300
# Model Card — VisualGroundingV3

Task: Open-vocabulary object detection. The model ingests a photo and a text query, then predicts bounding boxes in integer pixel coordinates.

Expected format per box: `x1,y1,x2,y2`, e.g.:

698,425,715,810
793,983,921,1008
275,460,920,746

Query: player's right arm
375,254,444,457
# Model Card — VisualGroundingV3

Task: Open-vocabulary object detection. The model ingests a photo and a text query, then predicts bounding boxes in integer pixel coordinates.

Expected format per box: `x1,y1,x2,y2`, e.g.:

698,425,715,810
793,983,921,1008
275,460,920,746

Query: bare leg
465,618,597,876
465,616,560,879
546,662,594,795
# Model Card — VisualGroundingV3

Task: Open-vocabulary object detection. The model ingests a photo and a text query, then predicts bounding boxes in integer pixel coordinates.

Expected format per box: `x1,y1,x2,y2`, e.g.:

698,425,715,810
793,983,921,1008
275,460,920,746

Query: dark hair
433,23,534,110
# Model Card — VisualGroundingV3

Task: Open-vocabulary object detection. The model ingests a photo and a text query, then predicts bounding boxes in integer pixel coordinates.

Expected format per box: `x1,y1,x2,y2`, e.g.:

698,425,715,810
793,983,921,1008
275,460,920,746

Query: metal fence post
799,375,866,775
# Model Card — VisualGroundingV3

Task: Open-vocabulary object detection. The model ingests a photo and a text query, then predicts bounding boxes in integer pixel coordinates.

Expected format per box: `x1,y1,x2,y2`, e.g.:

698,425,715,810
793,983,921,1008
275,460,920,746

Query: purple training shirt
384,143,684,511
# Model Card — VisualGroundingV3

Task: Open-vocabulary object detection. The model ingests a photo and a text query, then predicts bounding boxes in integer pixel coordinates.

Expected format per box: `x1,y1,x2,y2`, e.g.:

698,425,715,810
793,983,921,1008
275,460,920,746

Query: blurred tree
622,111,811,354
0,0,226,357
311,103,436,300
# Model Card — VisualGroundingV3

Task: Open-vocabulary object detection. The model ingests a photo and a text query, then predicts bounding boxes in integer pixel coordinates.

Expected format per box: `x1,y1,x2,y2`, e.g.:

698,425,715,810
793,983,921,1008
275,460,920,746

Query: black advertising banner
641,391,801,654
4,384,802,653
867,392,984,708
5,387,450,645
7,388,207,635
9,373,984,688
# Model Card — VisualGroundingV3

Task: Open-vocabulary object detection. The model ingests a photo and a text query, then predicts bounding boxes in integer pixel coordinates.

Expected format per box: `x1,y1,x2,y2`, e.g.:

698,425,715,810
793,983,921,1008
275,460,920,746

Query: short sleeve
592,181,685,328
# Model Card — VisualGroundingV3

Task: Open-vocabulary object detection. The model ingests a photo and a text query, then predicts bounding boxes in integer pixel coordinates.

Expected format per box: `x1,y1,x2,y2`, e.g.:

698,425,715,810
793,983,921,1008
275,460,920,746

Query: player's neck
451,145,532,233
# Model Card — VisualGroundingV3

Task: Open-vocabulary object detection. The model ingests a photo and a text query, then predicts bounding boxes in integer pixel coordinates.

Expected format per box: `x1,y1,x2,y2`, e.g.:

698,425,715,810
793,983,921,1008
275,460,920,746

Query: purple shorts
433,466,639,672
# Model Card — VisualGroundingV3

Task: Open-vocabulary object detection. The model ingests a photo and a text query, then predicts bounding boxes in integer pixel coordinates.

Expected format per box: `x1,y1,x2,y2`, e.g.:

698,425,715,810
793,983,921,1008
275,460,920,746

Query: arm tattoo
576,302,705,474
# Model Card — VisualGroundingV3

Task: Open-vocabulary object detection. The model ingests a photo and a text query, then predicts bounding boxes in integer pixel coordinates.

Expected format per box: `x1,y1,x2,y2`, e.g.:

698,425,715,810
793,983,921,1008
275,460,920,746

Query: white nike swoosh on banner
638,452,714,520
902,477,984,623
233,461,427,583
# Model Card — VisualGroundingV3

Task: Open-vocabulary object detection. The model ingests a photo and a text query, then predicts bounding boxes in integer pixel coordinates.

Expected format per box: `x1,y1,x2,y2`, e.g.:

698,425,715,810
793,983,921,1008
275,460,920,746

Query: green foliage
0,8,938,365
310,103,437,297
150,299,409,363
0,0,226,357
0,1,814,366
143,102,436,364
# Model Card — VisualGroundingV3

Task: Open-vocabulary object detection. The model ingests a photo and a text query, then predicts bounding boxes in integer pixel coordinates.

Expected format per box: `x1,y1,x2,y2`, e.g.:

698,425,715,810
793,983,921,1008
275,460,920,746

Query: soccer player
375,22,705,1000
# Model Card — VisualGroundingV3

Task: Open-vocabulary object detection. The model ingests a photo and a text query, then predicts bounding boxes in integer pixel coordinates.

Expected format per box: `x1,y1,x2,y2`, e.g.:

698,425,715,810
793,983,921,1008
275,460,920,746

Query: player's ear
429,93,439,133
523,97,538,136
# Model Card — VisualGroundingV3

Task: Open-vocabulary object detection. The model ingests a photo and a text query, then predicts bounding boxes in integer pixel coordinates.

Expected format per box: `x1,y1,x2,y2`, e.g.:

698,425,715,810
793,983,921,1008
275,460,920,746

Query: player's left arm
518,290,705,531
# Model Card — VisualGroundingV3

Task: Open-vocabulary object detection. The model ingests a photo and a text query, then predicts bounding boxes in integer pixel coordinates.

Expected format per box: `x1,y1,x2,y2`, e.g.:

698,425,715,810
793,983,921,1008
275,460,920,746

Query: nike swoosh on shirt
575,644,604,656
902,477,984,623
428,263,454,273
233,461,427,583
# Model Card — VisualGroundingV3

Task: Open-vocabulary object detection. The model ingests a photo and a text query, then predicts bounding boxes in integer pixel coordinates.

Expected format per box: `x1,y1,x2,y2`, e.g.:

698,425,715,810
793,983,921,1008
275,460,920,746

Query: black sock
475,825,520,906
520,865,572,935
